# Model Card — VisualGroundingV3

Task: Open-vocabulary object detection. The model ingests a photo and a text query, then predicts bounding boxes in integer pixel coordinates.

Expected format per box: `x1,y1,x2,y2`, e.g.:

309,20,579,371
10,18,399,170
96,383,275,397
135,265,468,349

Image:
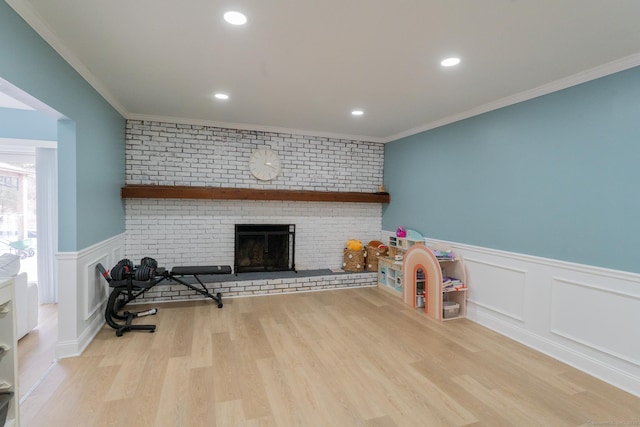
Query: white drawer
0,280,12,306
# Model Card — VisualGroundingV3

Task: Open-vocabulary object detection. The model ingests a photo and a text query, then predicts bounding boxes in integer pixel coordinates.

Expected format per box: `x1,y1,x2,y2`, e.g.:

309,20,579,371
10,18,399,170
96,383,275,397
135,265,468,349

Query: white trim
424,237,640,283
550,277,640,367
55,339,80,360
465,298,524,322
75,310,108,355
463,257,527,274
463,257,527,321
417,234,640,397
54,233,125,359
57,310,107,359
56,251,79,262
83,253,109,320
384,53,640,143
0,76,66,119
8,0,640,143
468,306,640,398
126,113,385,143
552,276,640,300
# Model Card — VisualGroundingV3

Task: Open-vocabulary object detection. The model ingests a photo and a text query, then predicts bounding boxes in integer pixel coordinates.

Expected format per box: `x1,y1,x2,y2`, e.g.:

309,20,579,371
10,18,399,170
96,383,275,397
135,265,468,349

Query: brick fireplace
123,119,385,299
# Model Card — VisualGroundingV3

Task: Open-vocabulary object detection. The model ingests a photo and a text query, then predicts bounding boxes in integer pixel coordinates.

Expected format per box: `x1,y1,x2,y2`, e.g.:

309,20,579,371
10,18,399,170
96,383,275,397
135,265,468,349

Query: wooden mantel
121,185,390,203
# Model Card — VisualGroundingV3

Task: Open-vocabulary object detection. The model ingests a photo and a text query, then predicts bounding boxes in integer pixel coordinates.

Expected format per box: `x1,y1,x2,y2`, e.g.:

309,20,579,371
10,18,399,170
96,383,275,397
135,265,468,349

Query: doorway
0,79,59,400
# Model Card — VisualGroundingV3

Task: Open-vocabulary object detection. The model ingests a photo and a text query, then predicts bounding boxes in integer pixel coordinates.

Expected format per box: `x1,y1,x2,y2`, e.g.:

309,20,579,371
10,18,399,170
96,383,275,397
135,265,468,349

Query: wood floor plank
17,303,58,399
189,302,214,368
185,366,217,425
210,331,242,403
122,351,170,426
18,287,640,427
153,356,192,426
234,339,272,420
256,357,305,426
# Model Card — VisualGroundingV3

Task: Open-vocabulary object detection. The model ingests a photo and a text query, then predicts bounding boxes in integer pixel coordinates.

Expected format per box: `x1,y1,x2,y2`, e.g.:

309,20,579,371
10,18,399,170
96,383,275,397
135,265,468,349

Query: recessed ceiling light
224,11,247,25
441,57,461,67
214,93,229,100
351,110,364,116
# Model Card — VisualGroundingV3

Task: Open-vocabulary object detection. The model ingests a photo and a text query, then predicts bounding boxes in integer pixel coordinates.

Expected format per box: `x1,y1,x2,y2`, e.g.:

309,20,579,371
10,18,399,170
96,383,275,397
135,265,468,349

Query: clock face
249,149,281,181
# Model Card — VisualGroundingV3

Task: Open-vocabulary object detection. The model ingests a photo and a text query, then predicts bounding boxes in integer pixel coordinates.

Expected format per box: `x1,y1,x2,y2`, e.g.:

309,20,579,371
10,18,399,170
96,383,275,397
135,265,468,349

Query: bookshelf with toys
379,228,467,321
376,228,425,297
431,245,467,320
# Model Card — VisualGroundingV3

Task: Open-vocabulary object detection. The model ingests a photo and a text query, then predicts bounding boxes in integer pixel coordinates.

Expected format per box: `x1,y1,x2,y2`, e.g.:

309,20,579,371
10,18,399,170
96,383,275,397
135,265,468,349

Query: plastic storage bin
443,301,460,319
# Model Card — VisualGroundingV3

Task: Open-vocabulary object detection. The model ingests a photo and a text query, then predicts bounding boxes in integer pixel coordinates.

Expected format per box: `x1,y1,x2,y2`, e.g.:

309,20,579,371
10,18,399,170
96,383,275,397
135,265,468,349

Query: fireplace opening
234,224,296,274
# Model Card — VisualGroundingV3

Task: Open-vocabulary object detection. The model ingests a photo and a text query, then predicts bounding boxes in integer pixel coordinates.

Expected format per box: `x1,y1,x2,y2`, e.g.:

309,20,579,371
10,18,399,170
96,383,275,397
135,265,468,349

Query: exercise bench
97,258,231,336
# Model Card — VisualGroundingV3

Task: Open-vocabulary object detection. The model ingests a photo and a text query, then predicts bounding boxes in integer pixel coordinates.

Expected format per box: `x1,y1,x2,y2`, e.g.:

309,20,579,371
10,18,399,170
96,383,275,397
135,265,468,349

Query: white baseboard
468,303,640,397
420,236,640,397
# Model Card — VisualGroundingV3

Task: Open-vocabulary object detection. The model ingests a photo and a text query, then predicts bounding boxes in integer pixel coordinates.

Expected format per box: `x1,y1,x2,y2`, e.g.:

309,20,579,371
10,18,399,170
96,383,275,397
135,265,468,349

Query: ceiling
7,0,640,142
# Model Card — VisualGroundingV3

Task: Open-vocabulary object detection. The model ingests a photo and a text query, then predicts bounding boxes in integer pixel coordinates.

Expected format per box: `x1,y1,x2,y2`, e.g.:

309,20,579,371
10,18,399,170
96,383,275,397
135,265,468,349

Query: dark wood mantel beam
121,185,390,203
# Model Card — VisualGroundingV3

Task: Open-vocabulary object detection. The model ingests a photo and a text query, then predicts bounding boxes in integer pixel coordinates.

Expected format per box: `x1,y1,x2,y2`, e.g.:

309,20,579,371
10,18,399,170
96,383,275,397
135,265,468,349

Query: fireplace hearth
234,224,296,274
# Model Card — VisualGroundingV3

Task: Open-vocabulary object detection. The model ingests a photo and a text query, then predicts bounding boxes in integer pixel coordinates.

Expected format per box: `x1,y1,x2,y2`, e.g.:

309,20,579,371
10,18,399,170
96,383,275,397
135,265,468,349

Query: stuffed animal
346,239,363,251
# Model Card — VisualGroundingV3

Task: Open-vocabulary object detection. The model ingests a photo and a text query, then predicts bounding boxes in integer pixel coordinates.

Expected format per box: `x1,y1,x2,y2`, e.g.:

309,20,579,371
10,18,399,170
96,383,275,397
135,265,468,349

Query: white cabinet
377,236,424,296
0,278,19,426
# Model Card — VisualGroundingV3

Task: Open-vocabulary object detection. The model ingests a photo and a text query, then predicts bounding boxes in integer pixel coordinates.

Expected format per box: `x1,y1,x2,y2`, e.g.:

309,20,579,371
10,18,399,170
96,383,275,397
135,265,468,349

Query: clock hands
250,149,280,180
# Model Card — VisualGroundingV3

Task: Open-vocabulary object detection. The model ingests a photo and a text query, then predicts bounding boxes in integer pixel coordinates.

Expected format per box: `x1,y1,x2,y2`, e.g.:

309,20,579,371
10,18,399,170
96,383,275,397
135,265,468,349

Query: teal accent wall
0,2,126,251
0,107,57,140
383,65,640,273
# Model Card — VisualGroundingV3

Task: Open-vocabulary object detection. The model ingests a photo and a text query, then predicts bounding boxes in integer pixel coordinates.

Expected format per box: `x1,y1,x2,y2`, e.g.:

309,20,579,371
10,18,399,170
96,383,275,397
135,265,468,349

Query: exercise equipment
97,258,231,336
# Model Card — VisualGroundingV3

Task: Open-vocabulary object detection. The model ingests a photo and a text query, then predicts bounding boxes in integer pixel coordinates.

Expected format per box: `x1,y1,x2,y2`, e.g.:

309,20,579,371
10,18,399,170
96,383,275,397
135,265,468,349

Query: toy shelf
377,236,424,297
379,239,467,321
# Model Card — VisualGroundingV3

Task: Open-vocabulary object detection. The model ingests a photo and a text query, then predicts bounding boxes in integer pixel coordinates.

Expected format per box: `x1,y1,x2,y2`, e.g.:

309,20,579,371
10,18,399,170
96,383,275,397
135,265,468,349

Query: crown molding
126,113,385,143
6,0,129,118
384,52,640,143
8,0,640,144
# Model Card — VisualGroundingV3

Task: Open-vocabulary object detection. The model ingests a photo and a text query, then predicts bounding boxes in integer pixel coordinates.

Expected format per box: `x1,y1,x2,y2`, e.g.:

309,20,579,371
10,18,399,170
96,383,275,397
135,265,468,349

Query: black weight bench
97,259,231,336
154,265,229,307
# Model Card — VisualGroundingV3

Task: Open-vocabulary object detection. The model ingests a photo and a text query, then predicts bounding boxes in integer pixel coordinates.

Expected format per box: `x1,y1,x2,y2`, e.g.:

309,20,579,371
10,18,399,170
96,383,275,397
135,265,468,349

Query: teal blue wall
0,2,126,251
383,66,640,273
0,107,57,140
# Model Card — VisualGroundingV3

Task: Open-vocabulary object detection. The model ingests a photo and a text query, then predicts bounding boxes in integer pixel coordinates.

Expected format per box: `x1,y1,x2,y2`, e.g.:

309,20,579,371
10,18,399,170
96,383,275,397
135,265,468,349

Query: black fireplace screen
234,224,295,274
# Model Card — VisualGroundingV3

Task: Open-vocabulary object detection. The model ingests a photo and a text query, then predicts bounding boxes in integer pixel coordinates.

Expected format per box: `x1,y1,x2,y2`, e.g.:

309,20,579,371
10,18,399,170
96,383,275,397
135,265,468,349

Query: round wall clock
249,148,281,181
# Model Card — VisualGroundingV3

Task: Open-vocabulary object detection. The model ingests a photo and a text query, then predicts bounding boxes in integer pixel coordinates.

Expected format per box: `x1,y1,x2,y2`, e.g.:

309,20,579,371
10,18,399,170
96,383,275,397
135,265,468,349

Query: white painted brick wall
132,272,378,303
125,199,382,270
124,119,386,283
126,120,384,191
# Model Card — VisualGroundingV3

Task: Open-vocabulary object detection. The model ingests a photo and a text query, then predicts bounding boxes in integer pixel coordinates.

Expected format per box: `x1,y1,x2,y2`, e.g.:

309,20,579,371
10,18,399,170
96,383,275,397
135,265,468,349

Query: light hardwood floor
18,287,640,426
17,303,58,399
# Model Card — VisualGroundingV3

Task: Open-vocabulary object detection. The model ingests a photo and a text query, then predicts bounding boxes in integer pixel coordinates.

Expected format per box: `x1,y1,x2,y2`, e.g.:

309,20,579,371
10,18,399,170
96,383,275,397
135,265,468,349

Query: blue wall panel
0,2,125,251
0,107,57,140
383,66,640,273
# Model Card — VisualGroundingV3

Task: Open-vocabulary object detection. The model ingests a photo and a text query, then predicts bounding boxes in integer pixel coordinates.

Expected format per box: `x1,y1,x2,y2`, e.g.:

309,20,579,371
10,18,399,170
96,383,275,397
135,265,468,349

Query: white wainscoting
550,277,640,368
463,258,527,322
56,233,125,359
422,237,640,397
